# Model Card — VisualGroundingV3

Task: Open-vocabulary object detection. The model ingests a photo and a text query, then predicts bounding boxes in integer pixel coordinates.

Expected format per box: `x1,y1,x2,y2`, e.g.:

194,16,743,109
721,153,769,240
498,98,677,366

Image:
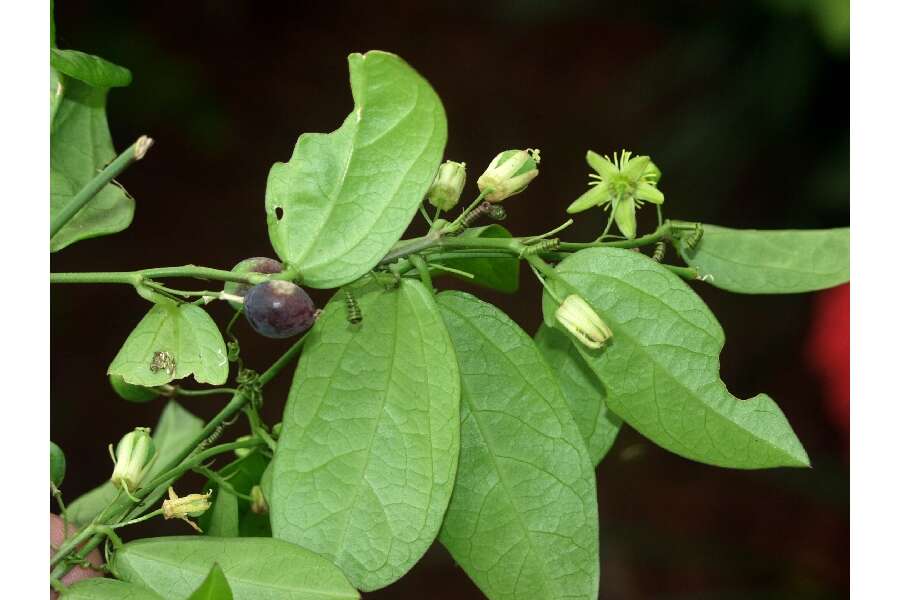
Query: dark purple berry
224,257,284,311
243,281,316,339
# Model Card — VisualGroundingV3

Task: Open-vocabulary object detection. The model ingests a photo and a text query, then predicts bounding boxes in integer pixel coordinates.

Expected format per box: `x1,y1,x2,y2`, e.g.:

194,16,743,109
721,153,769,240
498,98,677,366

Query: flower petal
621,155,651,180
567,181,610,214
635,181,664,204
586,150,618,180
644,160,662,184
613,198,637,238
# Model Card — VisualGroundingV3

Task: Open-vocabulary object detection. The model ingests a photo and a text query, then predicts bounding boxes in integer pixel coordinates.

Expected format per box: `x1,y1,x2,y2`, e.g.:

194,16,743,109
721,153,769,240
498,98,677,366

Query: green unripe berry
50,441,66,487
109,374,159,403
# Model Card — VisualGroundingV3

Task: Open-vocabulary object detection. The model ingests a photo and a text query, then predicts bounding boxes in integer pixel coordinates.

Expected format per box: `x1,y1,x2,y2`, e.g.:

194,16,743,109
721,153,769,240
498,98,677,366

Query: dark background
50,1,849,598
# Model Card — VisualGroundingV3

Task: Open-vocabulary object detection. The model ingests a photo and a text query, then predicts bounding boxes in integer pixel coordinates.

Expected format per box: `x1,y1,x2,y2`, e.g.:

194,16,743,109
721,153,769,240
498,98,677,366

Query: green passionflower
566,150,664,238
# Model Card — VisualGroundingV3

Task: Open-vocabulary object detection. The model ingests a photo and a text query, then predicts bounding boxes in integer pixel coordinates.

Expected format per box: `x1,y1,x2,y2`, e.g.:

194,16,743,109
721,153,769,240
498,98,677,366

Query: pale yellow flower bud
477,149,540,202
110,428,156,495
426,160,467,210
250,485,269,515
555,295,613,349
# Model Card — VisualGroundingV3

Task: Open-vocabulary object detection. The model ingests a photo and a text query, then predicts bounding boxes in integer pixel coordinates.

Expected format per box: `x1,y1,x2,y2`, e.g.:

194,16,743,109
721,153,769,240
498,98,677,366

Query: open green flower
567,150,664,239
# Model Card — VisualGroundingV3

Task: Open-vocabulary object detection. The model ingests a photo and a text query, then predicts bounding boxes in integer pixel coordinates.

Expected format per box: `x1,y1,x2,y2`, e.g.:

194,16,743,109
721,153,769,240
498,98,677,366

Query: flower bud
163,487,212,532
477,149,540,203
426,161,467,211
250,485,269,515
555,295,612,349
110,427,156,493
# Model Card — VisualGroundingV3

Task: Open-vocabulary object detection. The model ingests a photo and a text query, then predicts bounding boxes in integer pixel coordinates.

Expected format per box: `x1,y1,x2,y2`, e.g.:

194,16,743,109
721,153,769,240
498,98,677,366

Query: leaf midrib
293,58,424,271
332,288,401,576
440,300,568,598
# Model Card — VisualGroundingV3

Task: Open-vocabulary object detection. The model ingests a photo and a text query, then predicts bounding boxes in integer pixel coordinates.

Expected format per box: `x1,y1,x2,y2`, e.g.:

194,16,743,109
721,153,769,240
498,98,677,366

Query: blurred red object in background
805,283,850,439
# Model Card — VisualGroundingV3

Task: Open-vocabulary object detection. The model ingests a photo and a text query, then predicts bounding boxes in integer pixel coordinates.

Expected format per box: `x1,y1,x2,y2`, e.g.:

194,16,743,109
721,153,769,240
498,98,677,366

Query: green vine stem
193,466,255,501
663,265,700,280
166,386,240,398
51,266,268,286
49,333,309,580
50,135,154,239
409,254,433,293
49,221,689,291
109,508,165,530
49,441,262,582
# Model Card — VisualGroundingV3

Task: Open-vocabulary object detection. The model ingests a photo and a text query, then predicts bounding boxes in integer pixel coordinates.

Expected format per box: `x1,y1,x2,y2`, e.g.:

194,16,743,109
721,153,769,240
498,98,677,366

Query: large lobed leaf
534,324,622,466
543,248,809,469
265,51,447,289
67,401,203,524
437,292,599,600
108,303,228,387
677,225,849,294
113,537,359,600
270,279,460,591
50,78,134,251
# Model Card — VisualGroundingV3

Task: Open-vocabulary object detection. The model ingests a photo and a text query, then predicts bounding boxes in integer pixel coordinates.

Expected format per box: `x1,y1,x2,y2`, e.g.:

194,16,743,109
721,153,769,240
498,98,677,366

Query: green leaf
186,563,234,600
51,48,132,88
66,480,119,525
534,324,622,466
61,579,165,600
206,489,239,537
113,537,360,600
676,225,850,294
108,303,228,387
434,225,520,293
68,401,203,524
50,67,63,124
265,51,447,288
238,509,271,538
436,292,599,600
271,279,460,591
542,248,809,469
51,78,134,251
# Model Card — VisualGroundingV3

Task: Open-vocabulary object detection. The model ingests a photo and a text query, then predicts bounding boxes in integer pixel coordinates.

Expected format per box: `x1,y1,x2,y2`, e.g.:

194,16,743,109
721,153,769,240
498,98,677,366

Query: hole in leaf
275,206,284,220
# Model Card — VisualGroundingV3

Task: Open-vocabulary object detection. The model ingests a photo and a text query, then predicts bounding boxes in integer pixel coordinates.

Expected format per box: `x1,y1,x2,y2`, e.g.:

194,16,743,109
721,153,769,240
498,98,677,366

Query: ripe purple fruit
224,257,284,311
243,280,316,339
